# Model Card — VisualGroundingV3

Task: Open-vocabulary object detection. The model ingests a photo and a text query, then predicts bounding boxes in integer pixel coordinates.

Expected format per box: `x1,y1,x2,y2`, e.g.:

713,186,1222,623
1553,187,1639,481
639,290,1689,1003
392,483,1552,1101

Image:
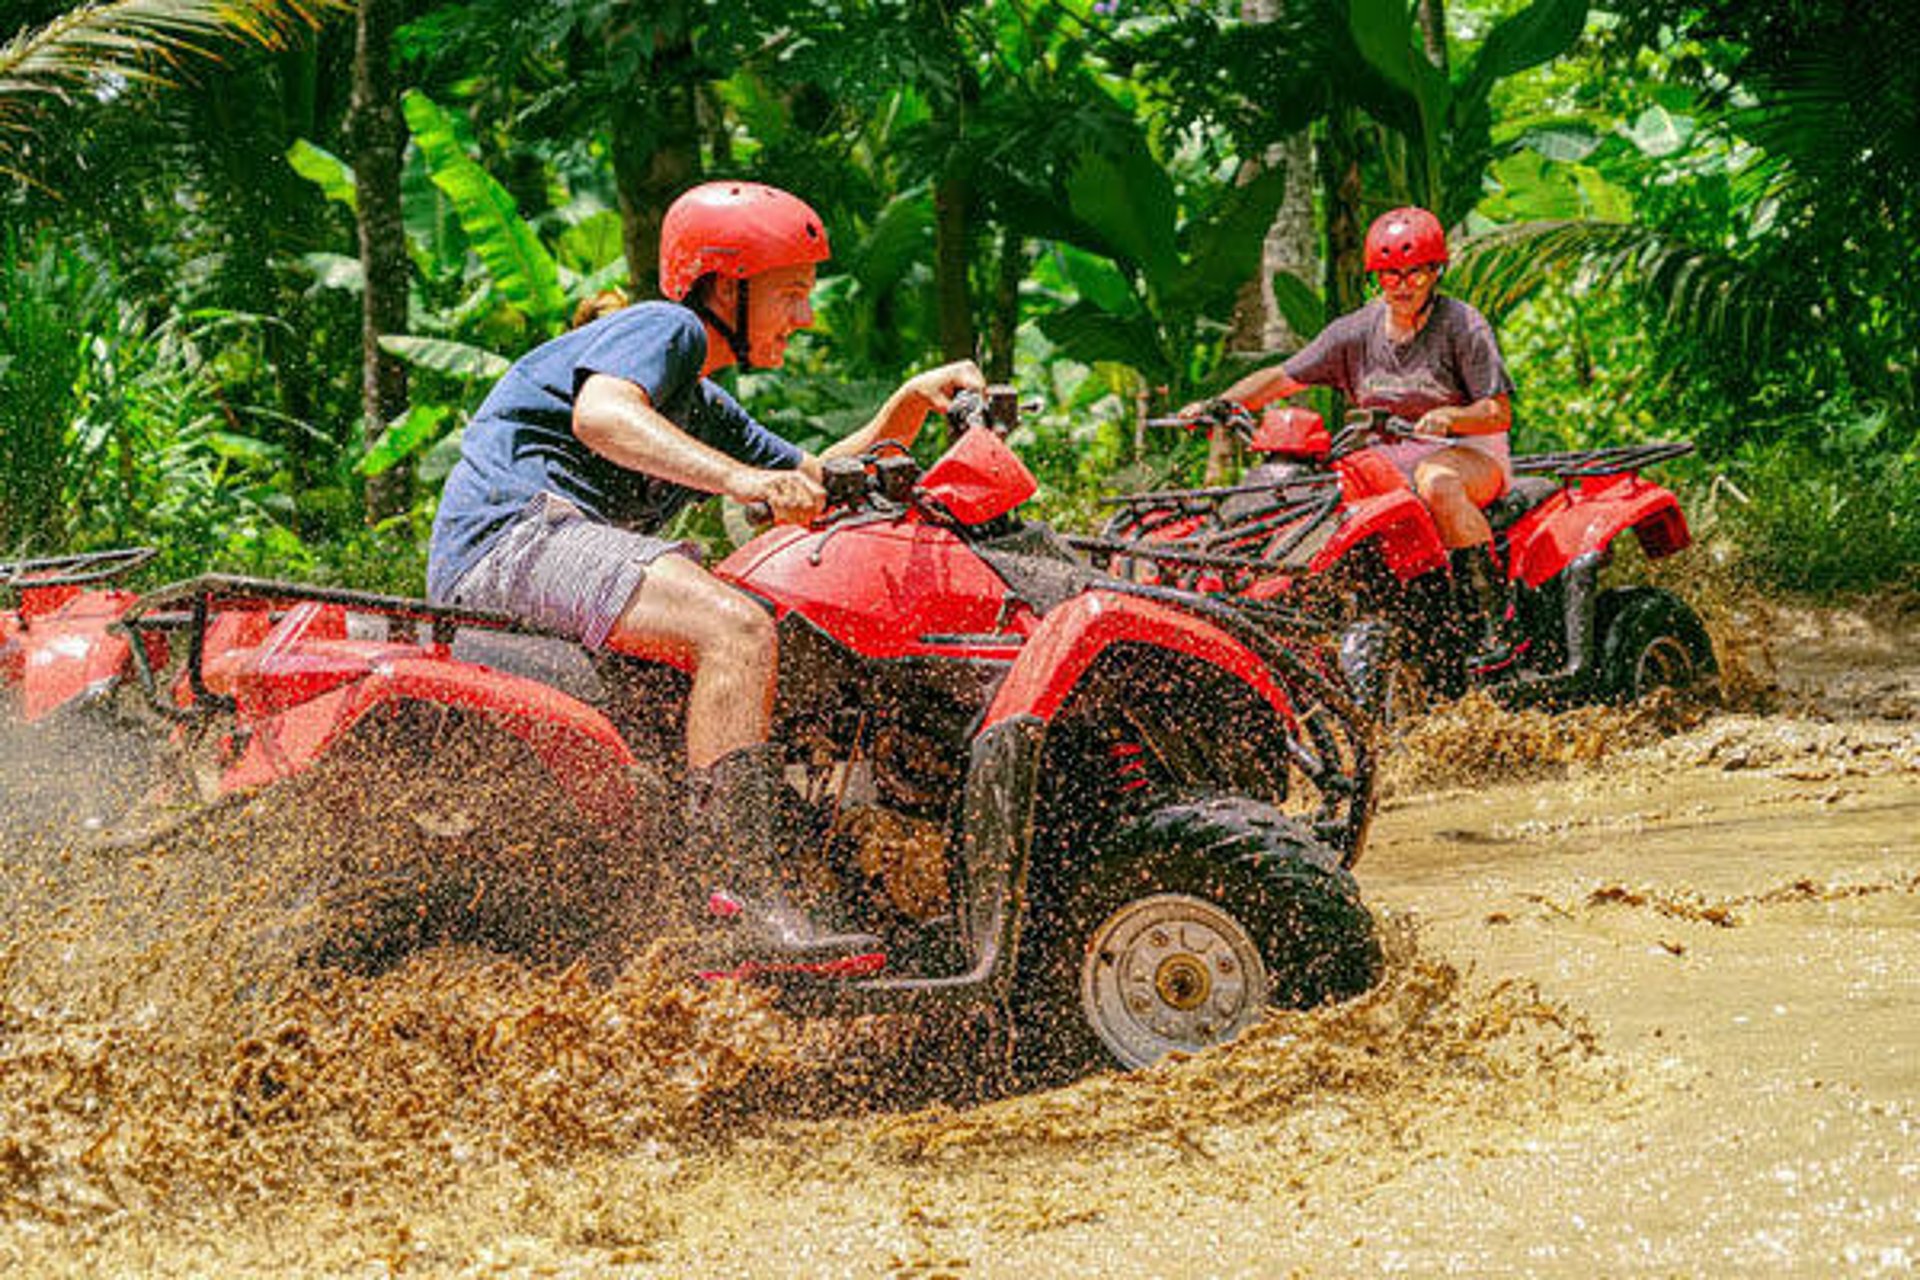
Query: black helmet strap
689,277,755,369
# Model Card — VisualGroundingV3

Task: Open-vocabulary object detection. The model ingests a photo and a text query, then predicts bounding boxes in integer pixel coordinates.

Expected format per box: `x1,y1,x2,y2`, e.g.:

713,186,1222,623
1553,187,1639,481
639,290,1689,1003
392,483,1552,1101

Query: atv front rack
115,573,557,722
1067,488,1345,596
0,546,156,591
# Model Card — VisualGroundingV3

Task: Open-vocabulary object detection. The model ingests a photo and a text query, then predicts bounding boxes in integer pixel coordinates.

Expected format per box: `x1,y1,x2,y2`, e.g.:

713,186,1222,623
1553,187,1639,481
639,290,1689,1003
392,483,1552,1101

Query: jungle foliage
2,0,1916,595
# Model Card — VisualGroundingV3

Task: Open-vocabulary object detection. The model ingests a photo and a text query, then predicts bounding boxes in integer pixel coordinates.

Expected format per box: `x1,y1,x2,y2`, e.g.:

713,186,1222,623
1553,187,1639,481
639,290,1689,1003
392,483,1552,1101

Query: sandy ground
2,604,1916,1277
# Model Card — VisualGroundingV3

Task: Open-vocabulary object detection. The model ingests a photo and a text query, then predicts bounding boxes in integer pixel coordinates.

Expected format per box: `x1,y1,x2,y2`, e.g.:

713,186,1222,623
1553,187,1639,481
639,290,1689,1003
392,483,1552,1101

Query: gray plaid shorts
444,492,698,650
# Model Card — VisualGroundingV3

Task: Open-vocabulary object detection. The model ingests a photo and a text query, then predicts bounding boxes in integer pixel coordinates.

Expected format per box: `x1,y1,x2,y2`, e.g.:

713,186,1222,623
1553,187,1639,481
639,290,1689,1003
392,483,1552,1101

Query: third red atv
1082,403,1716,713
105,388,1382,1081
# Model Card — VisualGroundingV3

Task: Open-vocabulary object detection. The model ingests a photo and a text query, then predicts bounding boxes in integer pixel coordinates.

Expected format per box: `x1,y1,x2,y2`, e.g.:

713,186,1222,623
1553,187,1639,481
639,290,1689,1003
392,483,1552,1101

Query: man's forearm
1220,364,1305,411
574,373,752,496
1426,395,1511,437
822,384,925,460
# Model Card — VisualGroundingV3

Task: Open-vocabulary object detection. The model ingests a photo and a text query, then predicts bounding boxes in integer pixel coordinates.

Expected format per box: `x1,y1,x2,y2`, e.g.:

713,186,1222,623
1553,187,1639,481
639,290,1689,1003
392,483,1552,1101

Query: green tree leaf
401,90,564,324
1625,105,1693,158
1271,270,1327,342
358,403,451,477
376,334,510,380
1466,0,1590,97
286,138,356,211
1064,145,1179,288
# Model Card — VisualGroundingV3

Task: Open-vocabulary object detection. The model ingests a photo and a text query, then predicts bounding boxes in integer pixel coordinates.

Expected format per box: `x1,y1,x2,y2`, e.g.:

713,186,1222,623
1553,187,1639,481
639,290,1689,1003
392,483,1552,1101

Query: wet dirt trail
3,607,1916,1276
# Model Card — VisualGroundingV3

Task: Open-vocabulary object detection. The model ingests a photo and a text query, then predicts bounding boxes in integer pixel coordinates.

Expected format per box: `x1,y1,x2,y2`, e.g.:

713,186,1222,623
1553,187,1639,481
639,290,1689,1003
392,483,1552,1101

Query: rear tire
1011,797,1380,1082
1596,586,1716,702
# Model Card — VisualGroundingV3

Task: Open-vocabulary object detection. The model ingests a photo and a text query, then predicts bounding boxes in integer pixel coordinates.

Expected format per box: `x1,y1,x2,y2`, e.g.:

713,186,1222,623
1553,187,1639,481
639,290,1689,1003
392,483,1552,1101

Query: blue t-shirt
426,301,802,599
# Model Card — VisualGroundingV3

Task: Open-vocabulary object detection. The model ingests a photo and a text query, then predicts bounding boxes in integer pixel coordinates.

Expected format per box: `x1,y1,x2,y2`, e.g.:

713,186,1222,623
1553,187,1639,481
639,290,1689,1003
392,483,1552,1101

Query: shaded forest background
3,0,1916,596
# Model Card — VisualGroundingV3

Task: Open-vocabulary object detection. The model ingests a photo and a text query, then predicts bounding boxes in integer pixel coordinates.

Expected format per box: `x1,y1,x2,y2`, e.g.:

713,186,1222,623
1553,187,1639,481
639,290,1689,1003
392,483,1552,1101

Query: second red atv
1082,403,1716,713
0,546,172,840
100,389,1382,1080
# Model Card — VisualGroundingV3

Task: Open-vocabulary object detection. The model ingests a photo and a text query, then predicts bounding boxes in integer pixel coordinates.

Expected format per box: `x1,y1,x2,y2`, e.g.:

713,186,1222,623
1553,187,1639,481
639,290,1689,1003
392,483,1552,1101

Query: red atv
97,389,1380,1078
1084,403,1715,712
0,547,171,838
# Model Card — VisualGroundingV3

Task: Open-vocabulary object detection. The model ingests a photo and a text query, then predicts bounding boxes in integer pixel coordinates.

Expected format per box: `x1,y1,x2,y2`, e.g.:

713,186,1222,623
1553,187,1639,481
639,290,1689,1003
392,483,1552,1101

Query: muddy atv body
1083,406,1716,712
0,547,171,837
105,390,1382,1078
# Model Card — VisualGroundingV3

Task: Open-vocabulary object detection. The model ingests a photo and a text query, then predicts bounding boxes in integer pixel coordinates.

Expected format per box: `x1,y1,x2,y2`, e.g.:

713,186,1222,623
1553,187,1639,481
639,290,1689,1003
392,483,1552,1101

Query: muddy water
2,607,1916,1276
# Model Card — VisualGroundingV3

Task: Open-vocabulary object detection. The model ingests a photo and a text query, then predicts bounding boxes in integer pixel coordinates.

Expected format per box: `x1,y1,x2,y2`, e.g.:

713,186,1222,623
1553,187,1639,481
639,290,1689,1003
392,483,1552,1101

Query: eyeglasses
1376,266,1437,285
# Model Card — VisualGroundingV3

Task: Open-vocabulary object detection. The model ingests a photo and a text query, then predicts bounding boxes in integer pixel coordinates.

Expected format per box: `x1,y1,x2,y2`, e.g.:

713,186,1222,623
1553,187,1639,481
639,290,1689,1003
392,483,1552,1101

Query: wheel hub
1081,893,1271,1069
1636,635,1695,694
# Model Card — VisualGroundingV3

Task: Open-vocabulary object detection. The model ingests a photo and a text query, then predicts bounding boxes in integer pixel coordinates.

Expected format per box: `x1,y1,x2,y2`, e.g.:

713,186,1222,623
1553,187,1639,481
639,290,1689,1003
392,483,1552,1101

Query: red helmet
1364,206,1448,272
658,181,830,301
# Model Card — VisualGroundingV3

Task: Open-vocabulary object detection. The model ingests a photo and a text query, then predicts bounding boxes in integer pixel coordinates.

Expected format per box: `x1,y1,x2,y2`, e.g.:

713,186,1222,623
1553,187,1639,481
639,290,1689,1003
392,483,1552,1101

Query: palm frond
1450,219,1817,365
0,0,344,127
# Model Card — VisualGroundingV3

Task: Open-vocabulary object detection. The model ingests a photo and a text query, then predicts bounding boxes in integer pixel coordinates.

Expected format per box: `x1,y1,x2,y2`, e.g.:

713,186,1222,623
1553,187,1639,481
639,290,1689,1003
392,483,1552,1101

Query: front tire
1013,798,1380,1080
1596,586,1716,702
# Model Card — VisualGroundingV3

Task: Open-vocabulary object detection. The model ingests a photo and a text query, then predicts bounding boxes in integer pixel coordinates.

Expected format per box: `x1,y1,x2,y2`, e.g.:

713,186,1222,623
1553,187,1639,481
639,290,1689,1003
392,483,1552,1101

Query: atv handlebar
741,385,1035,531
945,384,1029,438
1145,399,1258,442
1328,408,1421,459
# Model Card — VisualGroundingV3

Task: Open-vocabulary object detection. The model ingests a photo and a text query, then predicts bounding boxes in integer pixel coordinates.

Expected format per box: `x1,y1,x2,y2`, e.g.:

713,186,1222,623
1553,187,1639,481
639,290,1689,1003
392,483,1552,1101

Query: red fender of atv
980,590,1296,730
1504,473,1692,591
202,603,637,824
1310,488,1448,582
4,589,148,723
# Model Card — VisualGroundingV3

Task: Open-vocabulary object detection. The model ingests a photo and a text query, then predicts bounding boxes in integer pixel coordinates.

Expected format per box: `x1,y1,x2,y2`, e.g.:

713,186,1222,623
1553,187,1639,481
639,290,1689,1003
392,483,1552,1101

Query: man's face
744,262,816,367
1375,263,1438,311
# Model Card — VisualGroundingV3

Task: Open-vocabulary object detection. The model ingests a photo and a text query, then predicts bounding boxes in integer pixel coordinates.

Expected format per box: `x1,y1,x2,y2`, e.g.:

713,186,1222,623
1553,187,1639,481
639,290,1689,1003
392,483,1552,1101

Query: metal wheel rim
1080,892,1271,1069
1634,633,1695,695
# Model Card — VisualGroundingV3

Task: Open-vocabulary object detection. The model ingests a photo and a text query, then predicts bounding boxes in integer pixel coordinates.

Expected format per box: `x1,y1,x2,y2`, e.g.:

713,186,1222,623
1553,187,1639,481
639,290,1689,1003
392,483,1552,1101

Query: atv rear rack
1513,440,1694,477
115,573,560,721
1067,488,1344,595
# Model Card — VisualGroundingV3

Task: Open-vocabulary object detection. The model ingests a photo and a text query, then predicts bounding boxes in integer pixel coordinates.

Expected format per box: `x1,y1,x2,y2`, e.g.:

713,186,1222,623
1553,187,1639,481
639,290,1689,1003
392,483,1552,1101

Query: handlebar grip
743,500,773,527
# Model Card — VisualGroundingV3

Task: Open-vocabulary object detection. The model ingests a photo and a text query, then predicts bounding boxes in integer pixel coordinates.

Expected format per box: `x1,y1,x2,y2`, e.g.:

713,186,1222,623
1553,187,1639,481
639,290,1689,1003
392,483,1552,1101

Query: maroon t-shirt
1283,295,1513,420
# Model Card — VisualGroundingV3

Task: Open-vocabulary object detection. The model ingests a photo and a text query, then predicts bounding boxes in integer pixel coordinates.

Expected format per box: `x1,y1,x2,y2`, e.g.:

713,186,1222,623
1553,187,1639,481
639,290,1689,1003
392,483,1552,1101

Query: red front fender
1309,489,1448,581
981,591,1295,729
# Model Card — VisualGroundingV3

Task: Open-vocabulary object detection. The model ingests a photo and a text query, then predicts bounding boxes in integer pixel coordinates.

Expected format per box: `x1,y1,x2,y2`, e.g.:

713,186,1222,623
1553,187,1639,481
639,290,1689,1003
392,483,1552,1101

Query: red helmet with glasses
1364,206,1448,274
658,181,831,301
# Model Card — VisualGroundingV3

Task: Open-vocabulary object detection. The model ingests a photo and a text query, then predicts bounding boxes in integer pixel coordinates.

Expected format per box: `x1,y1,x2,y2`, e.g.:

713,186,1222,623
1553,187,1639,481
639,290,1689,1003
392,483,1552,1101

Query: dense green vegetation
3,0,1915,595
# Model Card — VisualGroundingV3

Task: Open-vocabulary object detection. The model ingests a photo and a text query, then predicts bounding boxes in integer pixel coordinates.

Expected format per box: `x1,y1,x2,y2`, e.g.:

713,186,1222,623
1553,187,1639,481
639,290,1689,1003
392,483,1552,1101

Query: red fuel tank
718,520,1023,659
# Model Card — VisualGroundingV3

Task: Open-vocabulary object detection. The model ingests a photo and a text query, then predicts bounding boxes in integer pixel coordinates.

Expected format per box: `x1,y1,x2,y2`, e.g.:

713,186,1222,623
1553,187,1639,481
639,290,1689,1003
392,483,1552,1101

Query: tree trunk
1417,0,1449,72
933,179,976,364
1320,106,1369,427
611,57,701,300
986,224,1023,382
348,0,410,523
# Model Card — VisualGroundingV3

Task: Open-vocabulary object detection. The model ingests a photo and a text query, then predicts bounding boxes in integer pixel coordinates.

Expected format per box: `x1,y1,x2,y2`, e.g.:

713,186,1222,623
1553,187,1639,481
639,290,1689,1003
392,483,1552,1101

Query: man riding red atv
1088,399,1714,711
99,389,1382,1080
1091,206,1714,711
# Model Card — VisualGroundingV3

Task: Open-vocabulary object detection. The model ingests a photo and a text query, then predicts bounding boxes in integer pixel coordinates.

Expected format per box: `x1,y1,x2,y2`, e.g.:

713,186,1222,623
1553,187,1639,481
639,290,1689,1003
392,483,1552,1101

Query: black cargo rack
0,546,157,591
114,573,565,721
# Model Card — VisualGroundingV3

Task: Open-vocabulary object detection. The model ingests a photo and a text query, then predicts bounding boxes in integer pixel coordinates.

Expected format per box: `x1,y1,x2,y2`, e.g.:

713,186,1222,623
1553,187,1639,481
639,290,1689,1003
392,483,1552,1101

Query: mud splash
3,598,1917,1275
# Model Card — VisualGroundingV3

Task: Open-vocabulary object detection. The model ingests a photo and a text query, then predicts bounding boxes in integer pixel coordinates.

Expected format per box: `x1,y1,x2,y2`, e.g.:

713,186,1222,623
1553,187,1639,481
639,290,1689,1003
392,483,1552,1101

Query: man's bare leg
598,553,878,958
1413,446,1506,550
1416,447,1512,663
600,553,776,769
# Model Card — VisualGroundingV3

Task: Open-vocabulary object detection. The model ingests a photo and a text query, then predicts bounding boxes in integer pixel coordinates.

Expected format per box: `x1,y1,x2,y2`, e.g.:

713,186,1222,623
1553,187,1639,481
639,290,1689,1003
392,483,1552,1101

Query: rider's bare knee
699,587,777,670
1417,468,1467,507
